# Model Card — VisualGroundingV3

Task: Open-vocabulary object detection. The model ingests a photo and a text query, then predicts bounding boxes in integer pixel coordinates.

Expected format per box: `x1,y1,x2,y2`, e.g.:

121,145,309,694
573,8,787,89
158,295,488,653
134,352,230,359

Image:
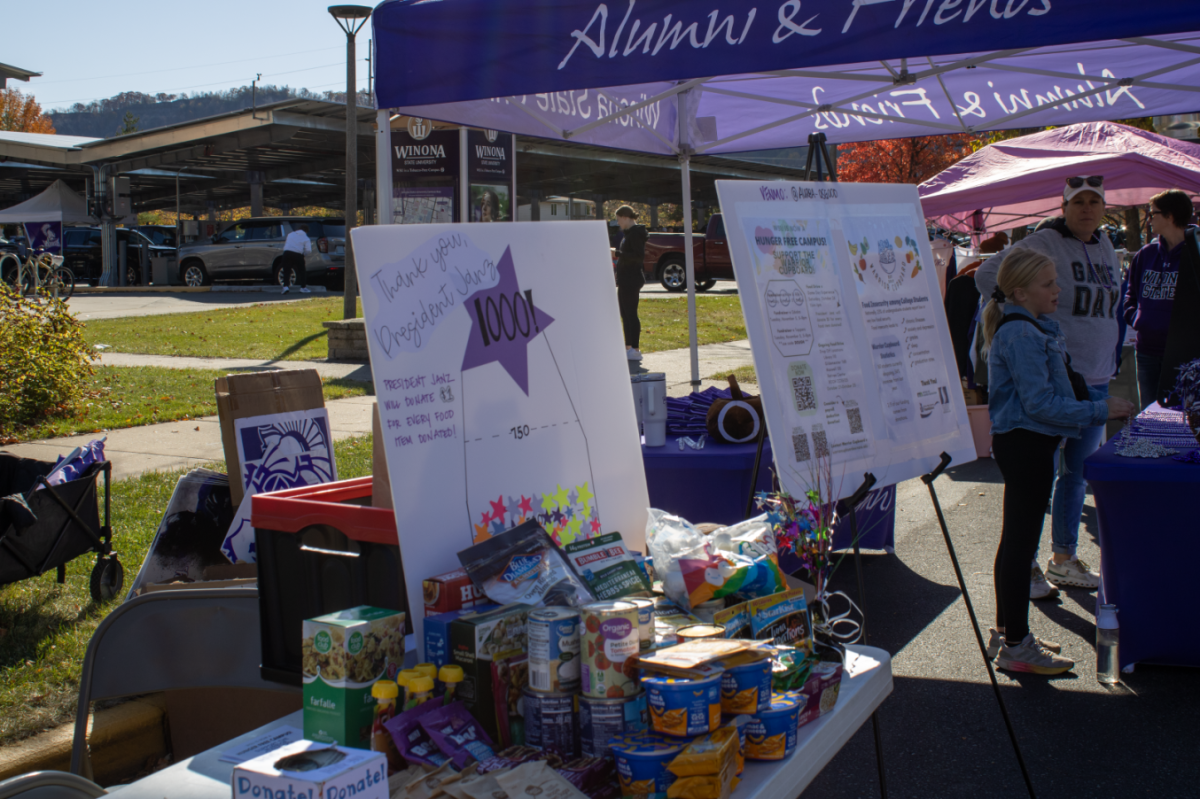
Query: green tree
116,110,139,135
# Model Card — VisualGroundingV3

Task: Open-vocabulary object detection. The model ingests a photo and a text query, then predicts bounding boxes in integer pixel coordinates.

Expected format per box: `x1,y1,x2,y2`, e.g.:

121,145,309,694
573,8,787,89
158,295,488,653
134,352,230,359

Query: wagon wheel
90,555,124,602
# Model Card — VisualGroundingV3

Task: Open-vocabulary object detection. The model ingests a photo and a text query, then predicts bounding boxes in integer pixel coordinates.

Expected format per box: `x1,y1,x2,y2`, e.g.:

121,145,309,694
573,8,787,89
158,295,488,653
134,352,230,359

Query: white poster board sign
352,222,650,652
715,181,975,497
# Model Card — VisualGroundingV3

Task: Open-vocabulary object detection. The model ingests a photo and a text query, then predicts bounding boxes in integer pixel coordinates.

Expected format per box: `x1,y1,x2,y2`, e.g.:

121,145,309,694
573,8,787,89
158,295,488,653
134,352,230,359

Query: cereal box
423,567,487,617
233,741,387,799
302,606,407,748
448,603,530,743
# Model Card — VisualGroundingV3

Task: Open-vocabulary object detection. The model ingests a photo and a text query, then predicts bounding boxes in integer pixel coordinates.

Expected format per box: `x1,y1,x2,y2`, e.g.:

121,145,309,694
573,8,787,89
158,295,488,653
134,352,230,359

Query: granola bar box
302,605,407,748
448,603,530,743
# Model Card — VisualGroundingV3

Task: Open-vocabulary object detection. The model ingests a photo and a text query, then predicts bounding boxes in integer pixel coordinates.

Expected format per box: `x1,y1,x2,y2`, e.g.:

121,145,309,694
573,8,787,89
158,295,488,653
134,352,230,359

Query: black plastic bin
0,453,121,601
251,477,410,686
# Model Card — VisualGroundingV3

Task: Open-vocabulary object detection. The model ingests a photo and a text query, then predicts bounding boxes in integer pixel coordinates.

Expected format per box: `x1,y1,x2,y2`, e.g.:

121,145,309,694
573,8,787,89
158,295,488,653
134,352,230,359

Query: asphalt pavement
66,289,337,320
801,458,1200,799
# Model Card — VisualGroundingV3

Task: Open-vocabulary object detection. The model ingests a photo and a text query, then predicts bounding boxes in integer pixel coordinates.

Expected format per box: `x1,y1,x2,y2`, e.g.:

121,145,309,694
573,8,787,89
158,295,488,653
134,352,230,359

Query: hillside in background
48,85,372,138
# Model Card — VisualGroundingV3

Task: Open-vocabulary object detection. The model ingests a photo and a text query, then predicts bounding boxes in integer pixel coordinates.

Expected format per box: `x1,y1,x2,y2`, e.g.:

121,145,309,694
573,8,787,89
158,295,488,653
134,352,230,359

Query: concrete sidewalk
8,341,757,483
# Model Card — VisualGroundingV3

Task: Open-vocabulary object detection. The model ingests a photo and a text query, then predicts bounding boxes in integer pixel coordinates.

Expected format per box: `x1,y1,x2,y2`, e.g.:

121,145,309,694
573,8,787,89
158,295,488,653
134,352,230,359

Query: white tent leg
678,88,700,390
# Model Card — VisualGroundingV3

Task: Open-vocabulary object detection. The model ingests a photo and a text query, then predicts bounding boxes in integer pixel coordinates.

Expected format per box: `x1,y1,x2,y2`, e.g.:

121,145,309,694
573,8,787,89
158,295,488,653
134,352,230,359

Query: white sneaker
986,627,1061,661
626,348,643,361
281,286,289,294
1045,557,1100,590
300,287,311,294
1030,566,1060,600
995,634,1075,675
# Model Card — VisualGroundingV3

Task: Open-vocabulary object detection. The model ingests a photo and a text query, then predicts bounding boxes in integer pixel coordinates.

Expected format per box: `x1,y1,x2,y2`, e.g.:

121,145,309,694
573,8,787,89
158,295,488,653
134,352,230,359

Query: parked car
133,225,178,248
634,213,731,291
175,217,346,288
62,227,174,286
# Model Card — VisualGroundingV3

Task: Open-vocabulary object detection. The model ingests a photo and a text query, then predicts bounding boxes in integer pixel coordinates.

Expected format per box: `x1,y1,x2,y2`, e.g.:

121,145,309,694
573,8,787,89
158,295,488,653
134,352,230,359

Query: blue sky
6,0,372,112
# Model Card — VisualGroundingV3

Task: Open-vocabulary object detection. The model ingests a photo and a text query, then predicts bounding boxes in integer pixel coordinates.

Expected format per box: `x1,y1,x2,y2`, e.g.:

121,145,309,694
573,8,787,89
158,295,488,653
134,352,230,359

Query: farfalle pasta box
232,740,387,799
302,606,406,748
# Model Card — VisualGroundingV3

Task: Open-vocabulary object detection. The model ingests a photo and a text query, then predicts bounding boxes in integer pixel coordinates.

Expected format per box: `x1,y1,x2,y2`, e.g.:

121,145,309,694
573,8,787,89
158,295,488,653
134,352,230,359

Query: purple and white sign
23,221,61,254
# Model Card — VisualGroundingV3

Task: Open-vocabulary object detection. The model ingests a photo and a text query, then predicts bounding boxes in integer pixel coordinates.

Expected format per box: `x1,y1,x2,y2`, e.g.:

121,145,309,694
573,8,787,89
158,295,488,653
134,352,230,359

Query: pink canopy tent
919,122,1200,233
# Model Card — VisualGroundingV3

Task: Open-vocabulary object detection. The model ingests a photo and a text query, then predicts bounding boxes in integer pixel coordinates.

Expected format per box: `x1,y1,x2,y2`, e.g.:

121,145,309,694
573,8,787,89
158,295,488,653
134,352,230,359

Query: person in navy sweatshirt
1124,189,1196,409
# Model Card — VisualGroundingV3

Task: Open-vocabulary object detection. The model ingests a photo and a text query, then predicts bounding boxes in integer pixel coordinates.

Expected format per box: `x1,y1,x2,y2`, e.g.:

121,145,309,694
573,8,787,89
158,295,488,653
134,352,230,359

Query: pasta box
232,740,387,799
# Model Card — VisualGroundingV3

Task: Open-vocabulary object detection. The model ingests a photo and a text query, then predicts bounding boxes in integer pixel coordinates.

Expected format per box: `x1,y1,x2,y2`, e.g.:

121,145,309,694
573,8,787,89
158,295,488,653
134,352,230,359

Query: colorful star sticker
518,495,534,516
506,496,521,518
460,246,555,395
542,490,559,513
568,488,579,506
551,484,571,512
480,509,493,525
564,518,583,544
474,522,491,542
590,518,602,534
491,519,507,534
489,495,507,522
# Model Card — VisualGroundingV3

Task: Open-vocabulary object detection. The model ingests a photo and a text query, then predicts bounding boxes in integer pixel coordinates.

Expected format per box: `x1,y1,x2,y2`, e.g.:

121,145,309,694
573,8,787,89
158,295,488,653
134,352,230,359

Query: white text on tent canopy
368,232,499,358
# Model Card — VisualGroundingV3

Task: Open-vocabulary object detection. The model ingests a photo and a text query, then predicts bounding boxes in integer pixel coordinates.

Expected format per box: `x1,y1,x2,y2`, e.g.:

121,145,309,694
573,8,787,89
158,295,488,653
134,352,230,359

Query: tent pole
679,88,700,390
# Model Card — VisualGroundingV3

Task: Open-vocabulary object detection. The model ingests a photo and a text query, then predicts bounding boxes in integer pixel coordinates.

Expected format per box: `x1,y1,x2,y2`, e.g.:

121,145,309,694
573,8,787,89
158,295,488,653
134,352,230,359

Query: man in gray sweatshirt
975,176,1117,598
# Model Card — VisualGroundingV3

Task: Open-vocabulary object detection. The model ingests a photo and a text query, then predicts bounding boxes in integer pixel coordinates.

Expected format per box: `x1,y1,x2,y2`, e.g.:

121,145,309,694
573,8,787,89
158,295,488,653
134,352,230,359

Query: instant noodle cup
719,657,772,715
744,690,803,761
643,671,723,738
609,731,687,798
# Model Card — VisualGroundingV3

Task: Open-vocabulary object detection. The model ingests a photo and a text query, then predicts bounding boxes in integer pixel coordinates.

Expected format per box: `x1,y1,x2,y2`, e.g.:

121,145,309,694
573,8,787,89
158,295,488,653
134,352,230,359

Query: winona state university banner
352,222,650,651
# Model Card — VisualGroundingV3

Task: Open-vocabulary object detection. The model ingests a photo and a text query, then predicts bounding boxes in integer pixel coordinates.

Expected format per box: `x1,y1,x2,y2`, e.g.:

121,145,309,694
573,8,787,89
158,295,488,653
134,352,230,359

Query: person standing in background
281,223,311,295
1124,189,1195,409
975,177,1119,596
614,205,647,362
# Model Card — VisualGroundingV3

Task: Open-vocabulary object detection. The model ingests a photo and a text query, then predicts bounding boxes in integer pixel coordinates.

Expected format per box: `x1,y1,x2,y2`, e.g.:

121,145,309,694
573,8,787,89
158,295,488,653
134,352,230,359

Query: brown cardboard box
215,369,325,506
371,402,392,509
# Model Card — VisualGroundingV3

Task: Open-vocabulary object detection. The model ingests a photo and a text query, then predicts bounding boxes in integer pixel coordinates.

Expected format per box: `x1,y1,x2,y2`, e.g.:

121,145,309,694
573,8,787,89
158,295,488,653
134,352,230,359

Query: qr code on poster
792,431,810,462
791,375,817,412
847,407,863,434
813,428,829,458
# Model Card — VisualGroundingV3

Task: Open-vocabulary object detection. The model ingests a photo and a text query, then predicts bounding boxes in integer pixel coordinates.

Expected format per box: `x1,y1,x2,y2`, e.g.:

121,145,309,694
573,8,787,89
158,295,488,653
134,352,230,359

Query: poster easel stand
803,132,838,182
922,453,1038,799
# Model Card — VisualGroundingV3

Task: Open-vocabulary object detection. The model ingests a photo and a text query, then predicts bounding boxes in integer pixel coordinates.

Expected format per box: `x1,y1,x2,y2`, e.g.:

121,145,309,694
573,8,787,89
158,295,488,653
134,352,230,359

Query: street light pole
329,5,371,321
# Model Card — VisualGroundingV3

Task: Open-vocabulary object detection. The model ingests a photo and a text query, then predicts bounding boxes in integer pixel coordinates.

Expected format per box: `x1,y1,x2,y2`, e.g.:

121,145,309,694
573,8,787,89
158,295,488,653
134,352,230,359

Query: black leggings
617,284,641,349
992,428,1061,644
282,251,307,288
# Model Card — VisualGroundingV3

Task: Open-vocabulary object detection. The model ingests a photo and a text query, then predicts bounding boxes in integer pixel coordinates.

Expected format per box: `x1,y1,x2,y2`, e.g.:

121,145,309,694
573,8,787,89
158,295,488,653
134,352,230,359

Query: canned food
581,600,641,698
528,607,581,694
675,623,727,644
643,671,723,737
626,598,655,651
579,692,648,758
522,687,579,759
692,598,726,624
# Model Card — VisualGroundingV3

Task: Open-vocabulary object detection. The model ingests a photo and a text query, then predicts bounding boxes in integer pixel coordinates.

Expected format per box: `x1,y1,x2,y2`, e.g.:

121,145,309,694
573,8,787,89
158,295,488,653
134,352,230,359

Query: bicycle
0,249,75,299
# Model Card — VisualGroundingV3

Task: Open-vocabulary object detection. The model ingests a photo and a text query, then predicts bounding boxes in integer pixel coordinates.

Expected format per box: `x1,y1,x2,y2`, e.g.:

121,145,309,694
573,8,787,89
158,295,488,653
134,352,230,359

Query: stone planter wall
323,318,369,362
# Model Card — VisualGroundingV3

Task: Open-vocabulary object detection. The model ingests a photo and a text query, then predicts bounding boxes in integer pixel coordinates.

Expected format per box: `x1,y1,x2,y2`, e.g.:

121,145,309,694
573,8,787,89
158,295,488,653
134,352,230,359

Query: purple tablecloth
1083,433,1200,668
642,435,895,552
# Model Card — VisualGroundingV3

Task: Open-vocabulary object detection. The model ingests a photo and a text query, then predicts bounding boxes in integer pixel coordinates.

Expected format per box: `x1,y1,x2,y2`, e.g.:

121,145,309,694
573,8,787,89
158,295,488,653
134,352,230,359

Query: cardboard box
424,604,498,670
449,604,530,743
796,659,844,729
232,740,387,799
423,567,486,617
371,403,392,510
216,369,325,506
302,606,406,748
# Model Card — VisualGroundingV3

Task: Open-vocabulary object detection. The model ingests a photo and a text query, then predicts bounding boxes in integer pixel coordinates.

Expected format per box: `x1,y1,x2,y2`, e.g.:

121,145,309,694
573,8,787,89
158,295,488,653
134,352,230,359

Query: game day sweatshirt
974,218,1120,385
1123,233,1188,356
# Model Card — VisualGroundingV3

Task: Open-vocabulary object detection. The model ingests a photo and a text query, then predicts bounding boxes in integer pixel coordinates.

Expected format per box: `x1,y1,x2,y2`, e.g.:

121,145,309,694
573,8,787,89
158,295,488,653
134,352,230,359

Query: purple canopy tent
370,0,1200,386
919,122,1200,232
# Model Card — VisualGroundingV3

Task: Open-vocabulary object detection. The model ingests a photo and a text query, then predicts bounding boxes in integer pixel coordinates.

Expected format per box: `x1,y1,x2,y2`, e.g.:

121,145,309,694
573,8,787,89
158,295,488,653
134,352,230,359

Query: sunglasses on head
1066,176,1104,189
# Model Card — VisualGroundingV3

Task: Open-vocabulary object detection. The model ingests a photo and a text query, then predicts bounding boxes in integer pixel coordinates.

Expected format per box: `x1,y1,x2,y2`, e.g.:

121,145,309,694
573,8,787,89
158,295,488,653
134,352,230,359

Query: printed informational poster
716,181,975,497
353,222,649,652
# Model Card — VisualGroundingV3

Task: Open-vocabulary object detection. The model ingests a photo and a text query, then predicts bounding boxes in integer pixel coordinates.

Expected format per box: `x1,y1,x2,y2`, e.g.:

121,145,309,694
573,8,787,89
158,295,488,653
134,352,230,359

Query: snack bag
459,520,595,608
385,700,450,769
419,701,496,769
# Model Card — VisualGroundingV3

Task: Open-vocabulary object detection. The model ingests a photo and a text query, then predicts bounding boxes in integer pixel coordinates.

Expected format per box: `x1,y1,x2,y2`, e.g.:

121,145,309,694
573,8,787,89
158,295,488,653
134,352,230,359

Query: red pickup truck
639,213,733,292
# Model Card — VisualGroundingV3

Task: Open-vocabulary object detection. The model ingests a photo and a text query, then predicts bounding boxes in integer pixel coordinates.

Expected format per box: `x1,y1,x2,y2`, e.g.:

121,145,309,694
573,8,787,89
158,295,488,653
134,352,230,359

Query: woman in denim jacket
982,249,1134,675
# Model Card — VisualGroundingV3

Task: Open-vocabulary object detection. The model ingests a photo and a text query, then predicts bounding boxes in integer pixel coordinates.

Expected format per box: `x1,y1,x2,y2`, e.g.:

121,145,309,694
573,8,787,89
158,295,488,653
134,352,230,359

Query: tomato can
528,607,581,694
581,600,641,698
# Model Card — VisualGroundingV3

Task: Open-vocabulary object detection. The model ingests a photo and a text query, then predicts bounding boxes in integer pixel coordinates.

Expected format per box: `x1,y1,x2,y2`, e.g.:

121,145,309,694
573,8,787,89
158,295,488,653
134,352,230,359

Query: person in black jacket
614,205,648,361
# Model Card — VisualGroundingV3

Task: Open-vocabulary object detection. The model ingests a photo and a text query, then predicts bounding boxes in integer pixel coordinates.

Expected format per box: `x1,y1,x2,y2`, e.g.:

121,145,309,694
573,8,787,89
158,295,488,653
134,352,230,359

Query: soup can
579,691,648,759
627,598,655,651
522,687,580,759
581,600,641,698
675,623,727,644
528,607,581,694
692,598,726,623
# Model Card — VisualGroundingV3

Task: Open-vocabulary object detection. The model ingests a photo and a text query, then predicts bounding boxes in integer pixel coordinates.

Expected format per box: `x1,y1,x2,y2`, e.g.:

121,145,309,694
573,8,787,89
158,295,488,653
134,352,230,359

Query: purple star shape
461,246,554,395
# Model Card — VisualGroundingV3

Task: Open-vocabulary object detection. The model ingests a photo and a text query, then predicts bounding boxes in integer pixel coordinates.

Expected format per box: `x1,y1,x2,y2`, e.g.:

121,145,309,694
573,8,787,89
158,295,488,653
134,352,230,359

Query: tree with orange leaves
0,89,56,134
837,133,977,185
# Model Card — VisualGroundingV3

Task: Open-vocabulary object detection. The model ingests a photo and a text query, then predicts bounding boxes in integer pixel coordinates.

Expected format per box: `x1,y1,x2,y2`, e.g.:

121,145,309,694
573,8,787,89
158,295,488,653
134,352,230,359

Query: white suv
177,217,346,287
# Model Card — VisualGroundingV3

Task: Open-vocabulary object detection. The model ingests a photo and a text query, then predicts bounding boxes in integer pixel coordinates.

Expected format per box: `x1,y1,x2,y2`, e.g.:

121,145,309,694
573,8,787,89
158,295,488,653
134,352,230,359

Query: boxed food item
796,657,844,729
232,740,387,799
748,588,812,651
424,567,488,617
562,532,651,600
425,604,498,670
449,603,531,743
302,606,407,748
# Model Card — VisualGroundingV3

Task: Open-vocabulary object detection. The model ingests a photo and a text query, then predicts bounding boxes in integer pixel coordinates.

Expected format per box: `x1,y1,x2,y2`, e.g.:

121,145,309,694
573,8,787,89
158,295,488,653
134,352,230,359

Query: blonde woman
983,249,1134,675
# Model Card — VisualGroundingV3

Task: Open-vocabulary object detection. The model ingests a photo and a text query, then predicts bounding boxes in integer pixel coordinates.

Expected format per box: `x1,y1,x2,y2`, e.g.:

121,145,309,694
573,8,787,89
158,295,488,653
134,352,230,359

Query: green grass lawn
82,296,745,360
703,363,758,385
2,366,372,443
0,436,374,745
84,298,363,362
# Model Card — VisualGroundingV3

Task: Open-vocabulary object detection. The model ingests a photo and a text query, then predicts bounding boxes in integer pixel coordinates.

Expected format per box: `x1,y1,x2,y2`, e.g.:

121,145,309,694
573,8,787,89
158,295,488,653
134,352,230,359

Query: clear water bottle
1096,604,1120,685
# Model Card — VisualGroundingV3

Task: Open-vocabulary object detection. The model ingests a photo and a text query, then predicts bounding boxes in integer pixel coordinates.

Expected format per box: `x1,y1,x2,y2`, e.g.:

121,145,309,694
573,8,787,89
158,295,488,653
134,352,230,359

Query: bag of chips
385,700,450,770
459,521,595,608
419,701,496,769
